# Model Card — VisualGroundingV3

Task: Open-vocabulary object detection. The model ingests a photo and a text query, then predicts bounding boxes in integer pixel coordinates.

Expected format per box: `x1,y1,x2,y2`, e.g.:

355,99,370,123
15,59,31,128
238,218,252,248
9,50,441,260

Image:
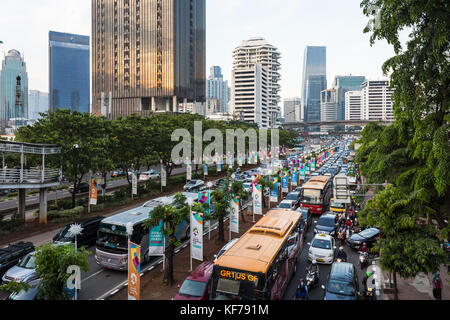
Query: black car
68,182,90,194
0,242,35,278
346,228,380,250
296,208,312,233
53,216,105,247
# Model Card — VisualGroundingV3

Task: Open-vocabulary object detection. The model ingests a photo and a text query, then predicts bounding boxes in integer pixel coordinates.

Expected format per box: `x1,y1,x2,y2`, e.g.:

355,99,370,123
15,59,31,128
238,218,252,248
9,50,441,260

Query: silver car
1,252,38,284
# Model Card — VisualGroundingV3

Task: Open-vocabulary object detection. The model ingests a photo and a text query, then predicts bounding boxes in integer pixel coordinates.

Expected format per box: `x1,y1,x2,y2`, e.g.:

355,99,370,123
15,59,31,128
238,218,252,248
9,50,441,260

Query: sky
0,0,404,103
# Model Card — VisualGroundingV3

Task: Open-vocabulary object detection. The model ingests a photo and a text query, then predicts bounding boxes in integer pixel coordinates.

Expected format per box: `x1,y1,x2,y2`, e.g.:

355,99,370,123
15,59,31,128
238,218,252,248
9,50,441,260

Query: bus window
217,278,240,296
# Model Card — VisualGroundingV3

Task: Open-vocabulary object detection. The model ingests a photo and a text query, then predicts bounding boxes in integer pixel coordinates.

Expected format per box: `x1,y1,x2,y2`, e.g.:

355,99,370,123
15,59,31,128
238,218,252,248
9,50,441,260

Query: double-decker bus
210,209,303,300
300,176,332,215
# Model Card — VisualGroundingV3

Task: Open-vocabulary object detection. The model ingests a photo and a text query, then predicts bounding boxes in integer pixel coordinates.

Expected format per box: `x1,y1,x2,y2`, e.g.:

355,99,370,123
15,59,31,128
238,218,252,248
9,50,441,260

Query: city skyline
0,0,405,104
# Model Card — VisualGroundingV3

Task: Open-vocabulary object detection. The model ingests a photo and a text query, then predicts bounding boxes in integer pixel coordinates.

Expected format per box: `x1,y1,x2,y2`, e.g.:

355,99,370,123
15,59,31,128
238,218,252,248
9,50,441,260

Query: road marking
82,269,105,283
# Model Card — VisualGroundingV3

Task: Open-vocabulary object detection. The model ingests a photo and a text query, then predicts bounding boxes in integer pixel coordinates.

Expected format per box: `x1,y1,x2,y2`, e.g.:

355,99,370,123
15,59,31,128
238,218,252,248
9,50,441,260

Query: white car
214,238,239,262
308,233,336,264
139,170,161,182
277,200,296,211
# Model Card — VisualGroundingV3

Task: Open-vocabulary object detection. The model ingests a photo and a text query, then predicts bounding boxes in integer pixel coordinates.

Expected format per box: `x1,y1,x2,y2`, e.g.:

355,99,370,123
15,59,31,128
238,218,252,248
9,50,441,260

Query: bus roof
302,176,330,190
214,209,302,274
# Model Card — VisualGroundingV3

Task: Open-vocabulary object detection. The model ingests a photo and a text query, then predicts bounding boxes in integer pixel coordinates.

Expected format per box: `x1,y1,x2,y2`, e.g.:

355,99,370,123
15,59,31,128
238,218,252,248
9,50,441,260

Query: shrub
0,217,25,235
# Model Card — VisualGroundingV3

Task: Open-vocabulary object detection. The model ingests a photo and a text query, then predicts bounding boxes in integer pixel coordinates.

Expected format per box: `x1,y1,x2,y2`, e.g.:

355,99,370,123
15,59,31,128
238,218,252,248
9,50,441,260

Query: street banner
132,173,138,195
252,184,263,215
128,242,141,301
217,160,222,172
281,171,289,193
90,177,98,205
198,191,210,216
204,164,208,176
230,196,240,234
291,168,298,187
305,162,311,175
270,176,278,203
161,165,167,187
190,211,203,261
311,160,316,172
299,165,306,181
148,219,165,256
187,163,192,181
238,156,243,167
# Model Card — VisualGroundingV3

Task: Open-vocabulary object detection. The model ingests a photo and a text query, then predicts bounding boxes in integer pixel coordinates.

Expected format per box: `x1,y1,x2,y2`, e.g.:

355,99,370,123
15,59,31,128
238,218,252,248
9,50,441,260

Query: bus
300,176,332,215
95,193,197,271
210,209,303,300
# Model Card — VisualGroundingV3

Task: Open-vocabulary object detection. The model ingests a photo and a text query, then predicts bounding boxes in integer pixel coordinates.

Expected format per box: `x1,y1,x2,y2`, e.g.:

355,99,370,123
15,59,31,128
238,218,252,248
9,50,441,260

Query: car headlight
120,258,127,266
328,253,333,257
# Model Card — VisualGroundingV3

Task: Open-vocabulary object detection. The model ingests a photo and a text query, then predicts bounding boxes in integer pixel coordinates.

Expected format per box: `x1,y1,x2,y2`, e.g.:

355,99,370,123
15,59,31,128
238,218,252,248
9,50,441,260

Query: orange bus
300,176,332,215
210,209,303,300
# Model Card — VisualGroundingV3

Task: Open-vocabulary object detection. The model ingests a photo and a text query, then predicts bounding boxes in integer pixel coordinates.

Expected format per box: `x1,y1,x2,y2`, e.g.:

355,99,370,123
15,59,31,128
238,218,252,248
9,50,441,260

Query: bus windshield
301,189,321,205
97,231,128,252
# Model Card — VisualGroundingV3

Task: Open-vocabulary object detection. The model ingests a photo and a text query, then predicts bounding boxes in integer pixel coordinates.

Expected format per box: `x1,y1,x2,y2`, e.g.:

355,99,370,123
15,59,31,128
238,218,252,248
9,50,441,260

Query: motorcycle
359,251,369,269
306,268,320,289
365,287,375,300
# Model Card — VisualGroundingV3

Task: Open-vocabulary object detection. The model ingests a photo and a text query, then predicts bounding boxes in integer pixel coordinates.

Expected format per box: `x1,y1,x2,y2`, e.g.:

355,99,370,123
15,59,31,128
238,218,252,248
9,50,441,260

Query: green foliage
0,281,31,295
34,243,90,300
0,217,25,235
47,206,85,222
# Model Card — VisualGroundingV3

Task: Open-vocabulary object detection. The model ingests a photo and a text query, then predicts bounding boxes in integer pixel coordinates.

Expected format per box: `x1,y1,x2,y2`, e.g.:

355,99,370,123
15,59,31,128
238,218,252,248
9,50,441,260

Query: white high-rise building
232,38,281,128
345,91,362,121
361,80,394,121
283,98,301,123
320,89,338,132
231,65,269,128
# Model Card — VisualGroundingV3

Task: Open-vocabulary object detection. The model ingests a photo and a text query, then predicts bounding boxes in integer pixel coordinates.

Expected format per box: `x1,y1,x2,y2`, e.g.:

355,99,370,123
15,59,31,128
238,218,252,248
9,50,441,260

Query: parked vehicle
1,252,38,284
139,170,160,182
68,182,90,194
53,216,105,247
0,242,35,278
183,180,206,192
173,262,213,300
322,262,361,300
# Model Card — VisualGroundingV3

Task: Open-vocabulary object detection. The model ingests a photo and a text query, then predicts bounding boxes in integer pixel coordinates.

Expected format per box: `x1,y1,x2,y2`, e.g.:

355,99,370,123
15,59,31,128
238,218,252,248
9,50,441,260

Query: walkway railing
0,168,61,184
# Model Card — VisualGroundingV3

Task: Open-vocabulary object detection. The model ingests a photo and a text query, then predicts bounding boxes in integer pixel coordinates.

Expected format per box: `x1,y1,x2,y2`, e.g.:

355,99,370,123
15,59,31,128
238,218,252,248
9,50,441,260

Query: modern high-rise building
0,49,28,130
28,90,49,121
232,38,281,128
206,66,230,114
92,0,206,118
332,75,366,122
283,98,301,123
320,89,337,132
49,31,90,114
301,46,327,129
361,80,395,121
231,64,269,128
345,91,362,121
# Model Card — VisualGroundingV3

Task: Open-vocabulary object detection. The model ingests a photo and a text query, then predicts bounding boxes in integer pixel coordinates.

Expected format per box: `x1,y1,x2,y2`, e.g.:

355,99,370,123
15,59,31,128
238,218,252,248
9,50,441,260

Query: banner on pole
281,171,289,193
190,211,203,261
148,219,165,256
270,176,279,203
132,173,138,195
128,242,141,300
161,165,167,187
187,163,192,181
291,168,298,187
90,177,98,205
204,164,208,176
253,184,263,215
230,196,240,234
217,160,221,172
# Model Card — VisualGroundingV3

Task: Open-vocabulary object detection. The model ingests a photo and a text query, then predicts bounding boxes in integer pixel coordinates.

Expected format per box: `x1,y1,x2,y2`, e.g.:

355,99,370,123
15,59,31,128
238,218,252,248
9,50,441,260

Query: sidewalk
377,262,449,300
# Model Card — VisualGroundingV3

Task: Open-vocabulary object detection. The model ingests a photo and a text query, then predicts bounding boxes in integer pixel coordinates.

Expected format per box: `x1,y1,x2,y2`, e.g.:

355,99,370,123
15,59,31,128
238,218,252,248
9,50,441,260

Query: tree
34,243,90,300
142,193,189,286
0,281,31,297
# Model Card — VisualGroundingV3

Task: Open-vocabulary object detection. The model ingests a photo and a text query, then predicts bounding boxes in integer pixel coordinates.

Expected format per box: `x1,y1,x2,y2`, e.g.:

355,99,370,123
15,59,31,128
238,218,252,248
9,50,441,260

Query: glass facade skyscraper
0,49,28,130
333,75,366,121
301,46,327,126
49,31,90,113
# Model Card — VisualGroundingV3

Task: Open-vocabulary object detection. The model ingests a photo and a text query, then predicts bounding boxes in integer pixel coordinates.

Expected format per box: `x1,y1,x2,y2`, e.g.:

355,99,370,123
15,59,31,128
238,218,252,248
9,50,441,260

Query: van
53,216,105,248
322,262,361,300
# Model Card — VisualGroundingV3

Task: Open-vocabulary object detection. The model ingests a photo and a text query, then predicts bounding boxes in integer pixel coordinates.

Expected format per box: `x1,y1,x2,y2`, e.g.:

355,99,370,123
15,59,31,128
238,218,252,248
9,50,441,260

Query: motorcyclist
294,279,309,300
345,217,353,228
362,271,375,299
307,260,320,276
359,242,369,254
336,246,347,262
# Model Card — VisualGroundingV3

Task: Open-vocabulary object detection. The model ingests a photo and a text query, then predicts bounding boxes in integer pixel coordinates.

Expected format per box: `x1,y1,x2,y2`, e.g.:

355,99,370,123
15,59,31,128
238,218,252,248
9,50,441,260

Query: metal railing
0,168,61,184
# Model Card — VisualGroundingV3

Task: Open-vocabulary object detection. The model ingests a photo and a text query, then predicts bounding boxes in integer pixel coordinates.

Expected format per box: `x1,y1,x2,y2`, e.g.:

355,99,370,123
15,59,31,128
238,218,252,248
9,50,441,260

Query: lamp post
68,223,83,300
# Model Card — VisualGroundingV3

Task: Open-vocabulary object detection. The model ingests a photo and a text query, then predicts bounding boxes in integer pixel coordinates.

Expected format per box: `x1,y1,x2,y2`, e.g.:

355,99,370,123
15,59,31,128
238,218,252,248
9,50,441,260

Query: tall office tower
92,0,206,118
283,98,301,123
345,91,362,121
232,38,281,128
333,75,366,121
49,31,90,114
28,90,49,121
0,49,28,130
231,64,269,128
320,89,338,132
361,80,395,121
206,66,230,114
301,46,327,128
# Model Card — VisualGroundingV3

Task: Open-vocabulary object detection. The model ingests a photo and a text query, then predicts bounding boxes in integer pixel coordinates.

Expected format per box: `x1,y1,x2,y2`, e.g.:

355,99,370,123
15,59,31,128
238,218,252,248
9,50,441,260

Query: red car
173,262,213,300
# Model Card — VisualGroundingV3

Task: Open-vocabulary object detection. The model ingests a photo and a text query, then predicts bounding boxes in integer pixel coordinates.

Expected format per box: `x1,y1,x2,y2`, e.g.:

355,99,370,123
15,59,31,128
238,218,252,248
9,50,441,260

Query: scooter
306,268,320,289
365,287,375,300
359,251,369,269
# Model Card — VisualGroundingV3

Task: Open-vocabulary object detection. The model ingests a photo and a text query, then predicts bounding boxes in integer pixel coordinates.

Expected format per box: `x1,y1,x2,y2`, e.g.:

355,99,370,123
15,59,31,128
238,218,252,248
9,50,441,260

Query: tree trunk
239,199,246,224
218,217,225,243
165,243,175,287
393,272,398,300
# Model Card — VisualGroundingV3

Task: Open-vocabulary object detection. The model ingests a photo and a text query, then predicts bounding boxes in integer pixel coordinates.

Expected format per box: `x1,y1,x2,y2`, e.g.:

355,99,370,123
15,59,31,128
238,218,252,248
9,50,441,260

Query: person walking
432,271,442,300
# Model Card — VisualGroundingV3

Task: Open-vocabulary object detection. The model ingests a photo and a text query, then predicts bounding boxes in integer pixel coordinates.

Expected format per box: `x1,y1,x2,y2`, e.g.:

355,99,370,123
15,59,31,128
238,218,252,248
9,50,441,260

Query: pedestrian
432,271,442,300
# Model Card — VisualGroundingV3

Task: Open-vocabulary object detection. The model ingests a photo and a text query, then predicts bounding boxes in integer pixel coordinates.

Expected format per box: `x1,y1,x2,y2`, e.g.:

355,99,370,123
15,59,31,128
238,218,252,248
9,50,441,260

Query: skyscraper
0,49,28,130
345,91,362,120
361,80,395,121
320,89,338,132
283,98,301,123
333,75,366,121
301,46,327,127
206,66,230,114
49,31,90,114
92,0,206,118
232,38,281,128
28,90,49,121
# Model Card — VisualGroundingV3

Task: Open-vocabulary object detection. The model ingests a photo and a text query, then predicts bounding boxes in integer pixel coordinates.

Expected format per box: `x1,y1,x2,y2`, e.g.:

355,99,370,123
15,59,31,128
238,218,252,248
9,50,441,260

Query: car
0,242,35,278
242,182,252,193
183,180,205,192
277,200,297,210
284,191,301,208
308,233,336,264
139,170,161,182
346,228,380,250
294,187,303,193
214,238,239,262
68,182,90,194
314,213,338,236
111,170,126,178
296,207,312,233
52,216,105,247
173,262,213,300
215,178,226,188
322,262,361,300
7,278,40,300
2,252,38,284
